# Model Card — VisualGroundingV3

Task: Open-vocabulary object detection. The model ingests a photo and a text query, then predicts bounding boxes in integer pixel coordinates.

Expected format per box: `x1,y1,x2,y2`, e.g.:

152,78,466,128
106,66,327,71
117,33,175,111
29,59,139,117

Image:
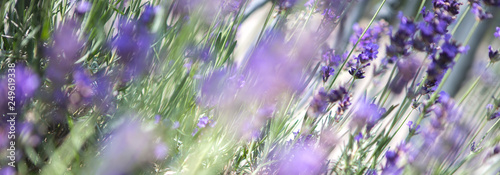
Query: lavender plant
1,0,500,174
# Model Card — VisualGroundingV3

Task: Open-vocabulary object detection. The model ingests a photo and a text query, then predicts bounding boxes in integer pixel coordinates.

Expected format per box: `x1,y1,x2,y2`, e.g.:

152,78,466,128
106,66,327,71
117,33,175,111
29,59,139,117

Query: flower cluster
423,35,467,93
470,0,493,20
308,87,349,116
348,22,387,79
385,14,417,64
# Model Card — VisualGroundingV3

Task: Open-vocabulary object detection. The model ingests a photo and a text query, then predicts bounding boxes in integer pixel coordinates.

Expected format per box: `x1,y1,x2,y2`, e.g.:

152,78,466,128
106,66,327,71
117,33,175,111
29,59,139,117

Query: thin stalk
458,63,492,104
255,2,276,44
450,5,470,36
377,65,397,106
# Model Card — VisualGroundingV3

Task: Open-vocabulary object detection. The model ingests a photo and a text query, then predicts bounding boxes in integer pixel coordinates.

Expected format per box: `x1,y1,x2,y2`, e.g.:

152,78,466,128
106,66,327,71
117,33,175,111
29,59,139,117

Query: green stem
450,5,470,36
256,2,276,45
377,65,397,106
458,63,491,105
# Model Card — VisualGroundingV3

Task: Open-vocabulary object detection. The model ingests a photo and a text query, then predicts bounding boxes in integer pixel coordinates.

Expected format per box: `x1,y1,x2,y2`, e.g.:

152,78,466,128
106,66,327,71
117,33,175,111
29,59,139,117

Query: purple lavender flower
407,121,421,135
192,128,199,136
223,0,246,14
385,13,417,62
390,56,420,94
242,33,307,102
315,0,353,42
349,67,366,79
197,116,210,128
337,93,352,115
75,1,92,15
349,22,387,50
382,150,403,174
350,99,383,132
19,122,41,147
172,121,180,129
68,70,94,110
97,120,165,174
424,35,467,93
321,45,342,67
348,22,385,79
308,87,348,116
309,89,331,115
494,145,500,154
139,5,157,24
200,69,238,107
413,1,462,53
488,45,500,63
154,143,168,160
113,19,153,80
489,112,500,120
354,132,363,142
15,65,40,101
471,2,493,20
365,169,378,175
0,167,15,175
495,27,500,38
276,144,326,175
46,20,84,87
154,115,161,124
483,0,500,6
275,0,298,10
320,66,335,82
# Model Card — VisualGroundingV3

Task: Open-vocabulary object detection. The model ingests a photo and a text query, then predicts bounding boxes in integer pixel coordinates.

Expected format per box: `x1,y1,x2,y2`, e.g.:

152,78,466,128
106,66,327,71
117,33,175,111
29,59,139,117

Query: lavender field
2,0,500,174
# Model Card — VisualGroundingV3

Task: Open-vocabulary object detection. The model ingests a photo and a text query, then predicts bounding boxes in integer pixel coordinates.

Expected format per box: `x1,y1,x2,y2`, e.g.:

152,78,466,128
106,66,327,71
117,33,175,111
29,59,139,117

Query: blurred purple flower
488,45,500,63
154,115,161,124
390,56,420,94
242,34,306,102
192,128,199,136
19,122,41,147
471,2,492,20
489,112,500,120
483,0,500,7
355,132,363,142
113,19,153,80
172,121,180,129
15,65,40,101
365,169,378,175
316,0,353,41
46,20,84,86
75,1,92,15
276,0,298,10
0,167,15,175
496,27,500,38
350,99,383,132
308,87,348,116
68,70,94,112
97,120,163,174
385,13,416,63
154,143,168,160
277,144,325,175
407,121,421,135
139,5,157,24
349,22,387,50
320,66,335,82
197,116,210,128
424,35,466,93
200,69,239,107
321,45,342,67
